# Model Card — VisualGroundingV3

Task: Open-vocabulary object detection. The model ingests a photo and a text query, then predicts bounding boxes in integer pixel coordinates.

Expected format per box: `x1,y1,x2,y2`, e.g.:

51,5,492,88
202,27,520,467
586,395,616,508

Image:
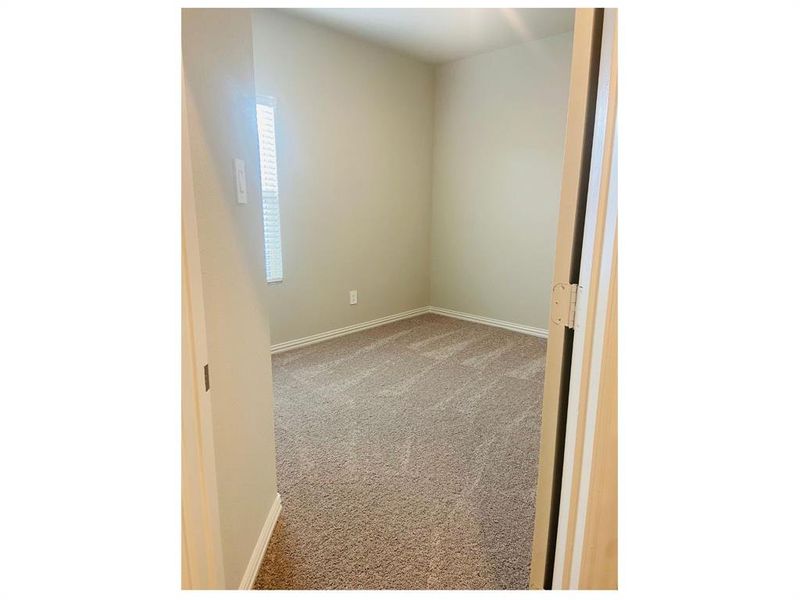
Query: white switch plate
349,290,358,305
234,158,247,204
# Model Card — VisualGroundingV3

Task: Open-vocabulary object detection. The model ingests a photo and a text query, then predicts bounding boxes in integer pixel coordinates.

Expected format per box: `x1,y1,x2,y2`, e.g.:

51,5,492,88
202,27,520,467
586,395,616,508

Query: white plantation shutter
256,99,284,282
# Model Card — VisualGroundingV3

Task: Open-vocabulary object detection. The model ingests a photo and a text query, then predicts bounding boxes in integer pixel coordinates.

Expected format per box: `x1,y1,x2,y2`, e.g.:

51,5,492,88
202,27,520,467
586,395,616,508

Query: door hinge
204,364,210,392
551,283,578,329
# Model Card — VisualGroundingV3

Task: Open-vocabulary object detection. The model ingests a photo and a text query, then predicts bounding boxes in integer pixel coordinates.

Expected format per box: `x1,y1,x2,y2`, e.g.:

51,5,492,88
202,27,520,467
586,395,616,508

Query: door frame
529,7,605,589
529,7,617,590
181,64,225,590
552,7,617,586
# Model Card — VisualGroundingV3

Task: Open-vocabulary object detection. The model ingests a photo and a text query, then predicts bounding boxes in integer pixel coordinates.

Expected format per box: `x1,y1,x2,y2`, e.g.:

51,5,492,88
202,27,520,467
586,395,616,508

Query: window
256,98,284,282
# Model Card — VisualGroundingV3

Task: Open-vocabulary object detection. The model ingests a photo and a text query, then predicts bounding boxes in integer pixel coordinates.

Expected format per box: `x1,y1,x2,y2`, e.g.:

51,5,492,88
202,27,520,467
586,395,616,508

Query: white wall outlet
349,290,358,305
234,158,247,204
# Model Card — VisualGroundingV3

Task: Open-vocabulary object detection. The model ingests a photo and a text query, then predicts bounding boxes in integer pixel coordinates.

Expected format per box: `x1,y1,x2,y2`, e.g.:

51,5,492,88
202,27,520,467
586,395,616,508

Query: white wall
182,9,279,589
429,33,573,330
251,9,435,345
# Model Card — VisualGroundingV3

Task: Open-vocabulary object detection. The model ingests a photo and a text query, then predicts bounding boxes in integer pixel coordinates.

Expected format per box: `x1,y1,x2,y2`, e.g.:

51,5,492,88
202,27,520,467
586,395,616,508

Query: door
529,7,617,590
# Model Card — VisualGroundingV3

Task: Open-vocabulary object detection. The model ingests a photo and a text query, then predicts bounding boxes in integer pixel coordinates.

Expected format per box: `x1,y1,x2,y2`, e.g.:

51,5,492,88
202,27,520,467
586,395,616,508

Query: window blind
256,99,284,283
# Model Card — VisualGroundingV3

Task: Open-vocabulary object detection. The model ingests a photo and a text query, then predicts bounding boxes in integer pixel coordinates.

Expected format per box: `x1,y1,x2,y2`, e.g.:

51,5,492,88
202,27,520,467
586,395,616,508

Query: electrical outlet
349,290,358,305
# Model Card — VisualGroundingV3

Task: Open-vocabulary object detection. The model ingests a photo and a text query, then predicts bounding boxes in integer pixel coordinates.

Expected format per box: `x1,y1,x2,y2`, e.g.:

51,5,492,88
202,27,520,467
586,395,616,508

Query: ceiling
282,8,575,64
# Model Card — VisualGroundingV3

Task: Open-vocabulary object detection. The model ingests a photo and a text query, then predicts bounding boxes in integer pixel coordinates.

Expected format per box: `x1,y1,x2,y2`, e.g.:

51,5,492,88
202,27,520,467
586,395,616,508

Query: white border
238,493,283,590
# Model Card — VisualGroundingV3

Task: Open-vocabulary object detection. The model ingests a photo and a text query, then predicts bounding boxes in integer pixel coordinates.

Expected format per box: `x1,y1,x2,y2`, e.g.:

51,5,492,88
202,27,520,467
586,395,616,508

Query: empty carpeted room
183,7,618,591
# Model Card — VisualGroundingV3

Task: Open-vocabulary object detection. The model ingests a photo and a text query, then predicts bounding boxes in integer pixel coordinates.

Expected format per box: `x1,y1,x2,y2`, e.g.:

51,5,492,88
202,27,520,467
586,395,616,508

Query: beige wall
182,9,279,589
181,8,572,588
251,9,435,345
429,33,573,330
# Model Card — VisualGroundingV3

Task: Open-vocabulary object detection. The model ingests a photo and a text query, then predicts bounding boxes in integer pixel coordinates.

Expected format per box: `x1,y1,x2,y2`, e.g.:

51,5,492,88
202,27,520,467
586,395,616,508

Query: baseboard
270,307,429,354
429,306,549,339
239,493,282,590
271,305,547,354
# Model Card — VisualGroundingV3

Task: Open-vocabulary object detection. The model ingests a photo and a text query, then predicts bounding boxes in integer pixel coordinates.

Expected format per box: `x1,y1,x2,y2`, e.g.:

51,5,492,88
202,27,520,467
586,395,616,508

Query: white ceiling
282,8,575,64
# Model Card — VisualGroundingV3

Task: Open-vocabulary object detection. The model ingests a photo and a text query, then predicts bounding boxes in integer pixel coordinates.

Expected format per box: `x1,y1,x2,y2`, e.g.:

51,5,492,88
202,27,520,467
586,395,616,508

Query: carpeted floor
254,313,546,590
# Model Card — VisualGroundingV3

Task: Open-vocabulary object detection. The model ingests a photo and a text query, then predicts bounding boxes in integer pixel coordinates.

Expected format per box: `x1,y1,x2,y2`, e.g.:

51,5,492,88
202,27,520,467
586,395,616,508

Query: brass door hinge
551,283,578,329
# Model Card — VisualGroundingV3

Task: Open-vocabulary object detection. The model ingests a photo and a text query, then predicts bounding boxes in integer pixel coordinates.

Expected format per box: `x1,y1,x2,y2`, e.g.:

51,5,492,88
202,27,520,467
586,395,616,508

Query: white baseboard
239,493,282,590
270,307,429,354
271,306,547,354
428,306,549,339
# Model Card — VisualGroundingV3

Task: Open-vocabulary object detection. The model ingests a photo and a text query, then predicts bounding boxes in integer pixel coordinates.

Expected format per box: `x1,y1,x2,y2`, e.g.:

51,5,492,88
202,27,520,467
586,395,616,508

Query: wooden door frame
181,64,225,590
529,7,606,590
551,8,617,589
530,7,618,589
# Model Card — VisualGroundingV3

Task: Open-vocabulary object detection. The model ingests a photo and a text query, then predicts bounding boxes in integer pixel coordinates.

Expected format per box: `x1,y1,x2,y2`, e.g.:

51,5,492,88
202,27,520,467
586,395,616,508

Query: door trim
181,64,225,590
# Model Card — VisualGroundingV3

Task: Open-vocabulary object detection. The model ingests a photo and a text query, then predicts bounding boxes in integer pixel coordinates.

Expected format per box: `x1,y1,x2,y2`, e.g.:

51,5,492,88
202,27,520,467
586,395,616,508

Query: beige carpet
254,313,546,590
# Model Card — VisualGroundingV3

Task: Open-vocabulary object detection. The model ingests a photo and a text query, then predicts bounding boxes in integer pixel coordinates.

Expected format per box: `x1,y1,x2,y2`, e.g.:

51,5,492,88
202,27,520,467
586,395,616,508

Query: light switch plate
349,290,358,305
234,158,247,204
